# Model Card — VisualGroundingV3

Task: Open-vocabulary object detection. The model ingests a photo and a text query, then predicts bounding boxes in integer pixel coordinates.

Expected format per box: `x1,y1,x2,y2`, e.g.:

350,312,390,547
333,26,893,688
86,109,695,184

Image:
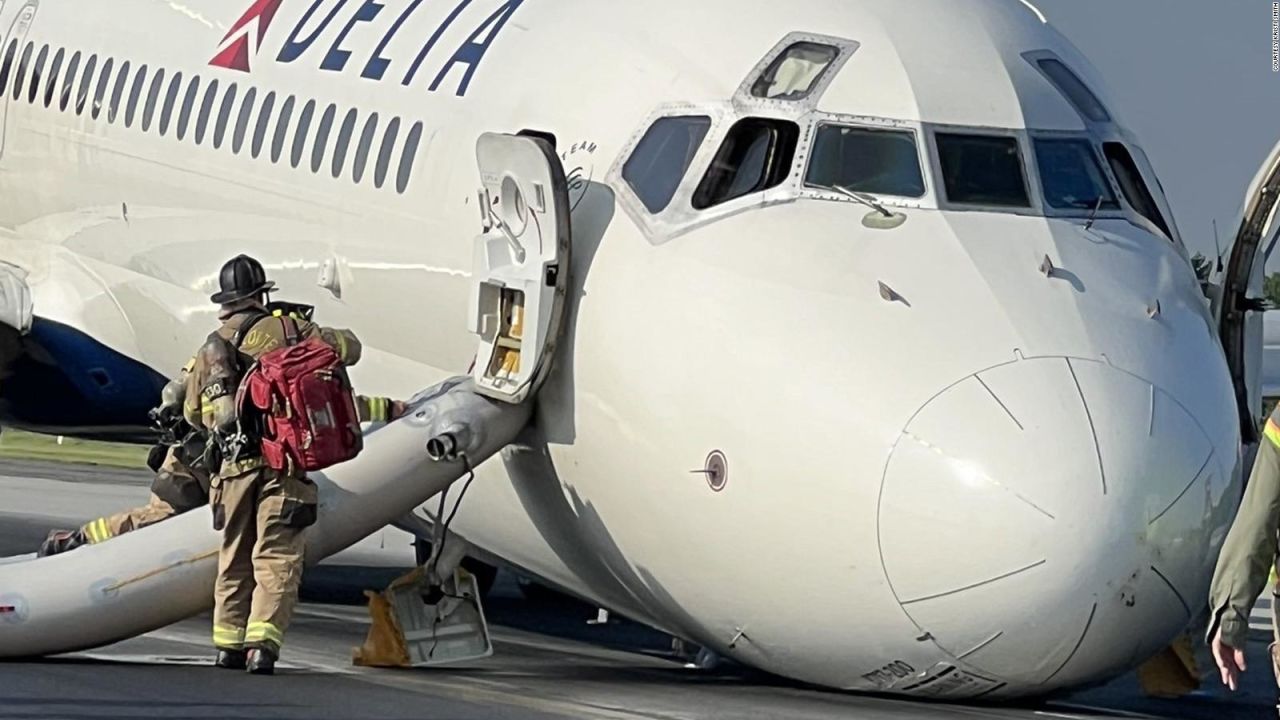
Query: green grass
0,429,149,469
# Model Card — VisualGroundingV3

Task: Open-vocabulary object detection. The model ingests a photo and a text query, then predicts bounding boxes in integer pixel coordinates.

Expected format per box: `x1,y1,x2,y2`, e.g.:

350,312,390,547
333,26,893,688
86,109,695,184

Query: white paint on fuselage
0,0,1243,698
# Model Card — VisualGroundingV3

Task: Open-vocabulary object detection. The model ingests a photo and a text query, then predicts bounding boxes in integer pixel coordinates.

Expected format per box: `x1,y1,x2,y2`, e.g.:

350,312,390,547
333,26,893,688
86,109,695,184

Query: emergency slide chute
0,377,529,658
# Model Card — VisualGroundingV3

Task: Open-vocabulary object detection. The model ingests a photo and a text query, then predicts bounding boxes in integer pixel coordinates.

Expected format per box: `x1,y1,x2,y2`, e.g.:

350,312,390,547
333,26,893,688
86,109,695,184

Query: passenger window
936,133,1031,208
91,57,112,120
375,117,401,189
623,115,711,213
108,61,130,124
397,121,424,193
0,41,16,99
1036,58,1110,123
1033,138,1118,211
251,91,276,158
310,103,336,173
142,68,164,132
272,96,296,163
693,117,798,210
176,75,200,141
125,64,147,128
1103,142,1172,238
58,51,79,111
232,86,256,154
805,125,925,198
12,43,32,102
75,54,96,116
42,47,62,108
353,113,379,183
27,44,47,104
159,71,182,136
194,78,218,144
213,82,237,149
751,42,839,101
331,107,358,179
291,99,316,169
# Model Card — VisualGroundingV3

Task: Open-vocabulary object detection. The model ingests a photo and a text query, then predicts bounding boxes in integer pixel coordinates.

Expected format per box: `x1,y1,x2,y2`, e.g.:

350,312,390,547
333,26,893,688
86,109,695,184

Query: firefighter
1208,406,1280,697
37,448,206,555
37,372,211,556
185,254,404,675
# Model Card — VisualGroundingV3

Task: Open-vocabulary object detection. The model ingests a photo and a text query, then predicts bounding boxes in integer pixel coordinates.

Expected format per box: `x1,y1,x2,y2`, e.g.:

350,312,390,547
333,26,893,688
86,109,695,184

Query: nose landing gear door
468,133,572,404
1219,139,1280,445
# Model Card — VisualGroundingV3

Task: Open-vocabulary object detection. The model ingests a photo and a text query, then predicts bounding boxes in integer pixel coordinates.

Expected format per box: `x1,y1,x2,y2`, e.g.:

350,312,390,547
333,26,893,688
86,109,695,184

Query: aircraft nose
877,356,1228,690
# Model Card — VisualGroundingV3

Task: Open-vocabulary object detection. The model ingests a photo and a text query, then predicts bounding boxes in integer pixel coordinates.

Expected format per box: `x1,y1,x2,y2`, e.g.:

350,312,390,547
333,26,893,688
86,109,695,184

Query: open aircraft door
1217,139,1280,446
0,0,37,162
468,133,572,404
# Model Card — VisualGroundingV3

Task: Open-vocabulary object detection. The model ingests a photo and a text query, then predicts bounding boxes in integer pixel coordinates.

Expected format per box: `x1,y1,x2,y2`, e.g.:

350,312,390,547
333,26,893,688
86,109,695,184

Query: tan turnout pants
210,466,317,655
81,494,178,544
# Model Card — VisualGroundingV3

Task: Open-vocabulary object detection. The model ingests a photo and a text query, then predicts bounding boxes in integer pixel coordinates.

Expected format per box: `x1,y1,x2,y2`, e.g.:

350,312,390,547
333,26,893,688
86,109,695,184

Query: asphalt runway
0,460,1275,719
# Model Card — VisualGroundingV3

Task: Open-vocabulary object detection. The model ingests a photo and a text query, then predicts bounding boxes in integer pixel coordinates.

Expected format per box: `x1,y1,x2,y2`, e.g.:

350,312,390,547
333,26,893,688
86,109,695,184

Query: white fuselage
0,0,1244,699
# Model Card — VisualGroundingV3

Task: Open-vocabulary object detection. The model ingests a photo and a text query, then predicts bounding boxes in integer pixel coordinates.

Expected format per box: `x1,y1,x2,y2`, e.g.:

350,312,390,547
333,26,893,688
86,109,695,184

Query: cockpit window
935,133,1031,208
1036,58,1111,123
805,125,925,198
1033,138,1118,211
751,42,839,101
623,115,712,213
693,117,799,210
1103,142,1172,238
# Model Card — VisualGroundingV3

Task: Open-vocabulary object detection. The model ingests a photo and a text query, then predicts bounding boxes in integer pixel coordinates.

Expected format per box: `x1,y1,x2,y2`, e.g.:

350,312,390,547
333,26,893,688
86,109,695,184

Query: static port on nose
877,356,1224,689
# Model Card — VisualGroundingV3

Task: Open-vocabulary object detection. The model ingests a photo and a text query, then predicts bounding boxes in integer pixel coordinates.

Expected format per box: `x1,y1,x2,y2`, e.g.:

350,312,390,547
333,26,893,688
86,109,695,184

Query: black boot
215,649,247,670
37,529,87,557
246,647,277,675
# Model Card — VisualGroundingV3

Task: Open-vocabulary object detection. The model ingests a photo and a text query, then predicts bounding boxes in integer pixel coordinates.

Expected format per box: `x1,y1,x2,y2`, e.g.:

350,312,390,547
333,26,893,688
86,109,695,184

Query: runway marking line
75,653,227,667
1047,703,1163,719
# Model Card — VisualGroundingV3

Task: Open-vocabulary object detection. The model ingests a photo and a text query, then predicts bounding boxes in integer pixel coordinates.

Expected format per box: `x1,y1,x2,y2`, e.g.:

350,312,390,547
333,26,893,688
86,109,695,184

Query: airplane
0,0,1275,701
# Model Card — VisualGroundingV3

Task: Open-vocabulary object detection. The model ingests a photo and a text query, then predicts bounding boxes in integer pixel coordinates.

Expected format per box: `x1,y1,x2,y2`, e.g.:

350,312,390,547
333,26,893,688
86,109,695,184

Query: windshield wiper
1061,196,1108,229
1083,196,1104,230
1064,196,1108,210
825,185,894,218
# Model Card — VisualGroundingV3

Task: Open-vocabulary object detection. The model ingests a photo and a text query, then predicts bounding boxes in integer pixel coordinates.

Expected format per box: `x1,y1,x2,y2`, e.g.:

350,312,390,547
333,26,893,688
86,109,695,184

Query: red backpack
236,318,363,473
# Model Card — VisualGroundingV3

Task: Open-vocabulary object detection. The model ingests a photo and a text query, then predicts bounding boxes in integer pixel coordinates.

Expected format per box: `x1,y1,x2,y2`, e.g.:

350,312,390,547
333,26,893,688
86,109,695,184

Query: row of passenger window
625,114,1172,238
0,41,424,193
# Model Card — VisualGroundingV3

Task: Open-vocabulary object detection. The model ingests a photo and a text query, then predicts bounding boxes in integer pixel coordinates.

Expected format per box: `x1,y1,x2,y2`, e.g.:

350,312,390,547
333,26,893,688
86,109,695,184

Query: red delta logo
208,0,524,97
210,0,287,73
